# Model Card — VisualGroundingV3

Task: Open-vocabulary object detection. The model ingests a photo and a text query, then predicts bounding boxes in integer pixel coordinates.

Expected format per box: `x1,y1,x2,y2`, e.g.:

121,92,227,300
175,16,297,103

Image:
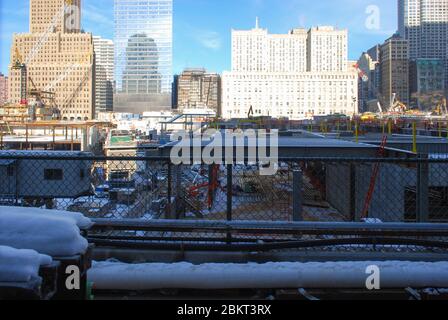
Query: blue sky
0,0,397,75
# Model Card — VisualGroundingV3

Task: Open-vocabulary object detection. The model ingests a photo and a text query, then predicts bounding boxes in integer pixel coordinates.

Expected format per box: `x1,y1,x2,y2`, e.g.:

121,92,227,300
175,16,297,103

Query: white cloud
194,30,222,50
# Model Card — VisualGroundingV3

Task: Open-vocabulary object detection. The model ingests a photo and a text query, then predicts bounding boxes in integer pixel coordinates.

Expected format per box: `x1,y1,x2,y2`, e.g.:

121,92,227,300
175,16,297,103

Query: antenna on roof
255,17,260,29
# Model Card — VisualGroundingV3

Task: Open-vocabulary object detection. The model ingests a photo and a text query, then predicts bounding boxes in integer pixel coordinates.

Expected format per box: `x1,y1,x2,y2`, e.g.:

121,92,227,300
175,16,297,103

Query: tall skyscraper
122,34,161,95
410,59,445,109
398,0,448,89
114,0,173,113
222,20,358,120
9,0,94,120
93,36,114,115
0,73,8,106
380,35,410,106
174,68,221,116
29,0,81,33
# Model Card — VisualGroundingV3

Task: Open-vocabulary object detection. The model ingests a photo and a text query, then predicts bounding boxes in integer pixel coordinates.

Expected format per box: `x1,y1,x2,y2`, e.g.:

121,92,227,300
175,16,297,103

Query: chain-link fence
1,153,448,224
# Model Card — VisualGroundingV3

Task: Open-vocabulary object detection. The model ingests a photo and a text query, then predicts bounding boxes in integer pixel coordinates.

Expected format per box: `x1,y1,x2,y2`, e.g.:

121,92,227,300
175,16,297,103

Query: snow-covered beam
89,261,448,291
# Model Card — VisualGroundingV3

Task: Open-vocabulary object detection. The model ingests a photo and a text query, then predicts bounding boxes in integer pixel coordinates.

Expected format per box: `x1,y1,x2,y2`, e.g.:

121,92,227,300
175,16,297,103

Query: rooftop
158,130,415,158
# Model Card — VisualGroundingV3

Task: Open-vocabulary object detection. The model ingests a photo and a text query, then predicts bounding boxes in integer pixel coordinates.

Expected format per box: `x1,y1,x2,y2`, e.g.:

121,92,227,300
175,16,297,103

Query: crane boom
377,101,383,113
12,1,74,106
61,63,92,114
44,61,82,92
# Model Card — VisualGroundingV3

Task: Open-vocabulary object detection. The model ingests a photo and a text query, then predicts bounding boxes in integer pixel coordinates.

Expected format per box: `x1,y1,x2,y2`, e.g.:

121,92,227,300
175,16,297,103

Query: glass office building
114,0,173,105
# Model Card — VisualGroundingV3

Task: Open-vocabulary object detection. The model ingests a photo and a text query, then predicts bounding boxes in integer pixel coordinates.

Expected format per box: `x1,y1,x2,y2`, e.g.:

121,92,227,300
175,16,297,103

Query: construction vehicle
360,112,379,122
28,78,61,121
433,98,448,117
391,98,408,114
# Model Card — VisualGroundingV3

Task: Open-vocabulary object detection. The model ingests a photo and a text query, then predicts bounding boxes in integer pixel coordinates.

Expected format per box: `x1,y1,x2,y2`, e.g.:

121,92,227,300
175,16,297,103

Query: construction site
1,0,448,302
4,108,448,294
2,124,448,300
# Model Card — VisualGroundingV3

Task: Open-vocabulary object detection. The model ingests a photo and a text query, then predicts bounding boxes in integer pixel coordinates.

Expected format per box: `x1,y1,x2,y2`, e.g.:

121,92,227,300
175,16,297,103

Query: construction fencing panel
1,153,448,224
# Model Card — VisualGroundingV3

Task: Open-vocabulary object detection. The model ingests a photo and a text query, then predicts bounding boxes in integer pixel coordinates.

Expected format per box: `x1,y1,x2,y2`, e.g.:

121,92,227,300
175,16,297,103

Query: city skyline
0,0,398,76
398,0,448,88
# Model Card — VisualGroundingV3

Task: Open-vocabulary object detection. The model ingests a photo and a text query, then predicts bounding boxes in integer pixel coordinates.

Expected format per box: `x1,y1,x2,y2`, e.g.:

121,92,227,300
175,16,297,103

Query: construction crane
377,101,383,114
354,62,406,120
354,63,369,83
361,135,388,220
11,0,73,106
28,77,56,107
355,62,385,121
44,61,81,92
12,48,28,105
61,59,93,118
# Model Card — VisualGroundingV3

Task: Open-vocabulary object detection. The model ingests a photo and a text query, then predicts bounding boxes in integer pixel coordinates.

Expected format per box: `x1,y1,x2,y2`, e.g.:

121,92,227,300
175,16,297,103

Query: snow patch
0,210,89,256
0,246,52,283
0,206,93,229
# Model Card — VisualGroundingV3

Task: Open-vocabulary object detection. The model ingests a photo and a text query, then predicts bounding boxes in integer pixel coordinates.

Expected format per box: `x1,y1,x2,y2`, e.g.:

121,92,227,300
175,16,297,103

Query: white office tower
398,0,448,88
222,20,358,120
307,26,348,72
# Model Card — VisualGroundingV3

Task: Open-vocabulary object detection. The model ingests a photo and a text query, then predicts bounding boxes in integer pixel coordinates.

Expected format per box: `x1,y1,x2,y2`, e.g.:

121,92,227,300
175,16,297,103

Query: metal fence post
226,164,233,244
350,164,357,222
226,164,233,221
417,156,429,223
208,165,215,209
292,170,303,221
166,161,173,219
175,165,182,219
